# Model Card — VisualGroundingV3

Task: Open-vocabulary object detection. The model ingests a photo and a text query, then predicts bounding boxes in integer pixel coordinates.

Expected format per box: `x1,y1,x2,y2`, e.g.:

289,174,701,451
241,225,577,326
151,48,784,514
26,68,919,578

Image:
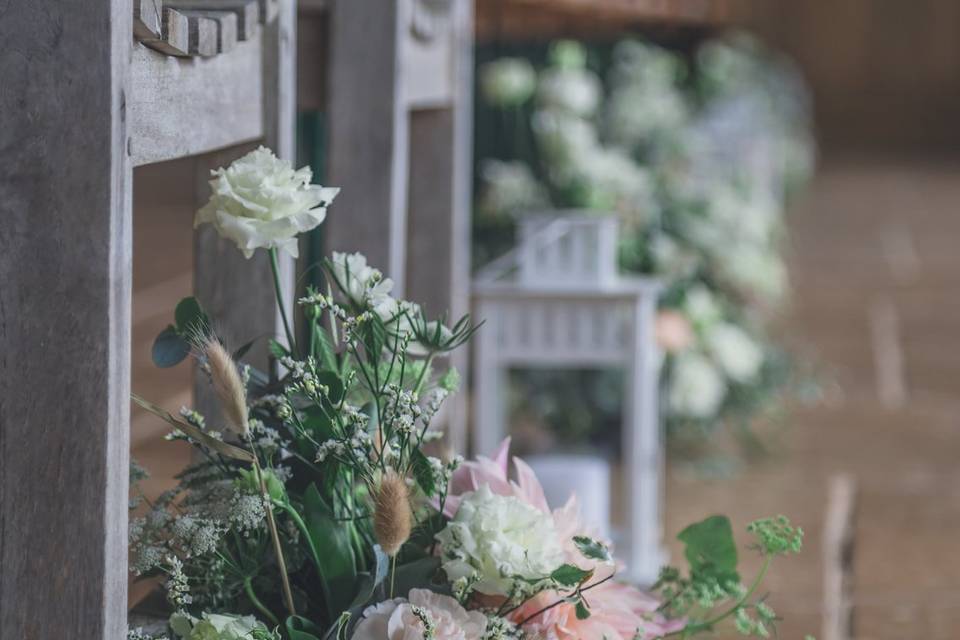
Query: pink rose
352,589,487,640
655,310,694,353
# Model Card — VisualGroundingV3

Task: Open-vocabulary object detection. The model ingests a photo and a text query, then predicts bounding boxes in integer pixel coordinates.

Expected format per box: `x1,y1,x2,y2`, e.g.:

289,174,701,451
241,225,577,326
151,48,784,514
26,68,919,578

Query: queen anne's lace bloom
196,146,338,258
352,589,487,640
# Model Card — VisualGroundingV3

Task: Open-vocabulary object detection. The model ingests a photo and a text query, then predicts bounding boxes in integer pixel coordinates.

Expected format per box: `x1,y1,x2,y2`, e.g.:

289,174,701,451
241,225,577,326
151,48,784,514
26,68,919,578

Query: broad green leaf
677,515,739,581
551,564,593,587
360,315,387,360
409,448,437,497
313,325,339,373
391,557,443,597
314,371,344,404
174,296,209,336
303,483,358,617
573,536,612,563
269,338,290,360
152,325,190,368
130,394,255,463
286,615,323,640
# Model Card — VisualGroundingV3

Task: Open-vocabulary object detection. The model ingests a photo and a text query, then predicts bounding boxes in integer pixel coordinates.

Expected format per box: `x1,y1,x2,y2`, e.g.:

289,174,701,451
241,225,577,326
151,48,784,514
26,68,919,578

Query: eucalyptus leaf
174,296,209,336
152,325,190,368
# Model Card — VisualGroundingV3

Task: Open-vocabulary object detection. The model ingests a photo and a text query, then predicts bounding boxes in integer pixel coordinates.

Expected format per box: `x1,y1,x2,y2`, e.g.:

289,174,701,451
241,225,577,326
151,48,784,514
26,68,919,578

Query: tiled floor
665,153,960,639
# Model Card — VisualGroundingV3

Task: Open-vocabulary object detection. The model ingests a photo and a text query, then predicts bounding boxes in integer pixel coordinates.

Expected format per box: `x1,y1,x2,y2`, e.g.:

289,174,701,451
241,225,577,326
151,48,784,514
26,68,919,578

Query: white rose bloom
480,58,537,107
537,68,602,118
352,589,486,640
684,286,723,328
705,323,764,383
436,485,565,596
669,351,727,419
720,246,788,304
196,146,338,258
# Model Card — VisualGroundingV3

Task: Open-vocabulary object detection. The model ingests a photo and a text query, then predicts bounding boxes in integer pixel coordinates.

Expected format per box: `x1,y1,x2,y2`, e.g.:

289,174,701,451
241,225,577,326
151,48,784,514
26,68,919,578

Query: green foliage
151,296,211,368
572,536,611,563
747,515,803,556
550,564,593,587
302,484,358,619
677,515,740,584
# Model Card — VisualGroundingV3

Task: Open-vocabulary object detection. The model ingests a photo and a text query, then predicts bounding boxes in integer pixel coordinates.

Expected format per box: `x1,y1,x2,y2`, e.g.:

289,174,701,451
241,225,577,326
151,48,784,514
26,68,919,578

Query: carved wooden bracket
134,0,279,57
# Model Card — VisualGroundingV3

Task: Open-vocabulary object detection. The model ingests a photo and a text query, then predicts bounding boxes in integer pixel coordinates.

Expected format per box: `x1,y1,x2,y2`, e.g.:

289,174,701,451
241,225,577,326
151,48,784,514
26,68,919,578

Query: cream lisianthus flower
196,146,338,258
329,251,394,309
352,589,486,640
436,484,565,596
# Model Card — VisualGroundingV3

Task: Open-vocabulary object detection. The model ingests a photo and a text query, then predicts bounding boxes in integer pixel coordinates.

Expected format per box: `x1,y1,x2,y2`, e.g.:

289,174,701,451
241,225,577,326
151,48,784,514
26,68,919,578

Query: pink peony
510,579,685,640
441,439,686,640
655,309,694,353
352,589,487,640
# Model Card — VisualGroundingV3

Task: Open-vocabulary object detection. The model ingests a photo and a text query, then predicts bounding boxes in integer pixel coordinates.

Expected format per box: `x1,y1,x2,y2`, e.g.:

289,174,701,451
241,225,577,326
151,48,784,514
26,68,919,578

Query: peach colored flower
655,309,694,353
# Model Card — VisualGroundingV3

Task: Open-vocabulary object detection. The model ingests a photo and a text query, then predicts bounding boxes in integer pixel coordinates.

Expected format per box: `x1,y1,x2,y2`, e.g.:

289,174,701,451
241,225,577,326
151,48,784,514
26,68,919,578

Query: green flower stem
269,247,298,357
275,500,334,620
412,353,435,397
244,576,280,627
664,554,773,638
254,459,296,617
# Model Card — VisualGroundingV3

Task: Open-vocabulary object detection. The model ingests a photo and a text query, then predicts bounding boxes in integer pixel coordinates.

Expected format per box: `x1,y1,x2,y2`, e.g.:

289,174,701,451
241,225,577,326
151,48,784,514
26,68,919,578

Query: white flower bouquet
475,35,816,444
130,148,806,640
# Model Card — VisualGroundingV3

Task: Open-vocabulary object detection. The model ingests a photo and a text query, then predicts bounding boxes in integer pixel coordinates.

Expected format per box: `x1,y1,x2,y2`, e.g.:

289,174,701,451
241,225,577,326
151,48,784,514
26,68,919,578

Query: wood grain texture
186,12,219,56
130,33,264,165
326,0,405,283
823,474,857,640
0,0,131,637
134,0,164,39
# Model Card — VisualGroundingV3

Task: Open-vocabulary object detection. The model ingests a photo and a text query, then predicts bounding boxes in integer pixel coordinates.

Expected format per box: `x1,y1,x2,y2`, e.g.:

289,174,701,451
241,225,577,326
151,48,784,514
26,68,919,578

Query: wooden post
823,474,857,640
327,0,474,449
0,0,132,637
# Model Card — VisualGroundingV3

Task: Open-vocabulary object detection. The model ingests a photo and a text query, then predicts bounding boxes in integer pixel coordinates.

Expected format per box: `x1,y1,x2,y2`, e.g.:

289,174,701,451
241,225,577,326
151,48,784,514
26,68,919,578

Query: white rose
436,485,565,596
480,58,537,107
196,146,338,258
683,286,723,328
351,589,486,640
720,247,788,304
669,351,726,419
705,323,764,383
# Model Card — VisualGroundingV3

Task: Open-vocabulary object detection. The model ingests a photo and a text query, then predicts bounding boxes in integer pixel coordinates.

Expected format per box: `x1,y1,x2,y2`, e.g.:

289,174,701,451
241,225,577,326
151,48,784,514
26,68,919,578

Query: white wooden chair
472,212,666,583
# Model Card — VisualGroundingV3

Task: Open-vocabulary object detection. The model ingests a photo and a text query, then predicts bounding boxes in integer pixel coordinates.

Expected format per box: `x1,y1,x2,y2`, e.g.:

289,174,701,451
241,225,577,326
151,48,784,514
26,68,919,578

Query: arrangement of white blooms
128,149,808,640
476,33,815,443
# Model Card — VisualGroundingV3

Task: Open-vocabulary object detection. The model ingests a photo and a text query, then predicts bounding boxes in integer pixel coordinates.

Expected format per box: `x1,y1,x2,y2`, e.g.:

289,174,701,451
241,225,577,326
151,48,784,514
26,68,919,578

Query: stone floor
664,152,960,639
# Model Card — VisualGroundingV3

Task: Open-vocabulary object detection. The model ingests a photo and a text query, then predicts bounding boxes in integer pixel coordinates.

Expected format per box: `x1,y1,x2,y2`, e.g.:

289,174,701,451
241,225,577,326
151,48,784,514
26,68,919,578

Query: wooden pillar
327,0,474,448
0,0,132,637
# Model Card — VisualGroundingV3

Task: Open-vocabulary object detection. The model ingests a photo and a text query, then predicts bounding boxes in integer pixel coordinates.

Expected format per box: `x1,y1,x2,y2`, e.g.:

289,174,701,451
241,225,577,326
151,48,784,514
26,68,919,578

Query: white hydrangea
684,286,723,328
532,110,600,172
480,58,537,107
705,323,764,383
719,246,788,304
478,160,549,217
537,68,602,117
436,485,565,596
196,146,338,259
669,351,727,419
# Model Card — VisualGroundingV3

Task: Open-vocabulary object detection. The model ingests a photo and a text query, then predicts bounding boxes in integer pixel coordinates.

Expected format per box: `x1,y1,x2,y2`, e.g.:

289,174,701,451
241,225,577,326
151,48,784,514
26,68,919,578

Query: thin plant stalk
254,458,297,617
269,247,298,357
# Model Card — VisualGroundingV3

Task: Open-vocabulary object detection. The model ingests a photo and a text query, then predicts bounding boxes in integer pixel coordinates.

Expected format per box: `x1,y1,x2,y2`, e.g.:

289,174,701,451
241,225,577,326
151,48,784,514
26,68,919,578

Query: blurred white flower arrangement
475,34,816,444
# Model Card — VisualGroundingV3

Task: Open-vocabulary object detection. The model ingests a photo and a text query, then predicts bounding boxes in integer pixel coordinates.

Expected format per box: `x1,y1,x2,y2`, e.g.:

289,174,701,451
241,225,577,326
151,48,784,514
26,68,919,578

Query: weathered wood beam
0,0,132,637
823,474,857,640
165,0,259,42
134,0,165,39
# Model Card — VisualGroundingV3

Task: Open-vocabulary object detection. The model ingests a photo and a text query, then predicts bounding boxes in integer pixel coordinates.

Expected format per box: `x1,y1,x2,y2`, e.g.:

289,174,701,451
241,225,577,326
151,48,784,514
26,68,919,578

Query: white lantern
472,212,665,584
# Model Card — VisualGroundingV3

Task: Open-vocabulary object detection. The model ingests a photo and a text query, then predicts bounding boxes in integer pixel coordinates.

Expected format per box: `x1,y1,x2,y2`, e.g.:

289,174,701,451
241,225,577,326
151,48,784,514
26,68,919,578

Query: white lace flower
669,351,727,419
436,485,565,596
351,589,487,640
705,323,764,383
196,146,338,258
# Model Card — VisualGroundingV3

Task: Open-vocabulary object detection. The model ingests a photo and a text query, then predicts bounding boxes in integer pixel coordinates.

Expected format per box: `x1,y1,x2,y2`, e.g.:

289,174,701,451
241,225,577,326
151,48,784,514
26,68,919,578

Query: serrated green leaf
677,515,739,580
409,448,437,497
573,535,612,562
551,564,593,587
152,325,190,368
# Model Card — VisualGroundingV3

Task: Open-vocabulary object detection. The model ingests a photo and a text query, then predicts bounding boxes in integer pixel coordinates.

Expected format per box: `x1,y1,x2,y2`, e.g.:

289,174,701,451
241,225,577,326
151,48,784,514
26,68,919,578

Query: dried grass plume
373,470,412,557
201,337,249,436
